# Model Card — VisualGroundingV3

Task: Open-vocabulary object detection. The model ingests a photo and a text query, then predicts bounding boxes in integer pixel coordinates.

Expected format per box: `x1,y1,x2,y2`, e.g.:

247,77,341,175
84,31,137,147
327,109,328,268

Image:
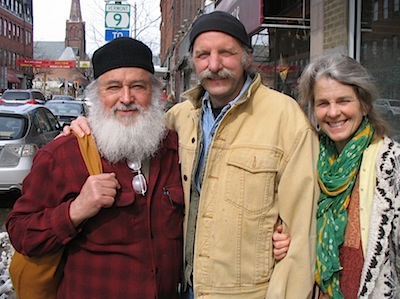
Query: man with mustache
66,11,320,298
6,38,184,299
166,11,319,299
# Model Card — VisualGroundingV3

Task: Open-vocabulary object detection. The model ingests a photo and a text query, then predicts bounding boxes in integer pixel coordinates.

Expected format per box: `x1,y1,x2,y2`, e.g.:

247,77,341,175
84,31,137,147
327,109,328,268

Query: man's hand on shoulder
54,116,92,139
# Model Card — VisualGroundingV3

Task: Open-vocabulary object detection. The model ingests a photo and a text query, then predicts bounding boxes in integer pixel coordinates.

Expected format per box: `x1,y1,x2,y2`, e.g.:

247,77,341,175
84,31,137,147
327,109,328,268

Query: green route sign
105,4,130,29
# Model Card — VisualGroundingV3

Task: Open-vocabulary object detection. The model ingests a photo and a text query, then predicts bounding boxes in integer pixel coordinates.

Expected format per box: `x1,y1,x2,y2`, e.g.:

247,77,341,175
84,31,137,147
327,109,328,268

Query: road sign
105,29,130,41
105,4,130,29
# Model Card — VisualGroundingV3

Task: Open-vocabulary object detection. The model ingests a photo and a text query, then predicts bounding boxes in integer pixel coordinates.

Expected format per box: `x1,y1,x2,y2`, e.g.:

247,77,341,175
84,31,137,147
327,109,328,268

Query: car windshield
389,100,400,107
52,96,74,101
0,115,27,140
45,102,84,115
2,92,30,100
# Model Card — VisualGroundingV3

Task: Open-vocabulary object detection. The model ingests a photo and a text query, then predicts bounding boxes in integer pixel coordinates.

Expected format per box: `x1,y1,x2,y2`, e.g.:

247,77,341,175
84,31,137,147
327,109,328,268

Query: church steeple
65,0,87,60
69,0,82,22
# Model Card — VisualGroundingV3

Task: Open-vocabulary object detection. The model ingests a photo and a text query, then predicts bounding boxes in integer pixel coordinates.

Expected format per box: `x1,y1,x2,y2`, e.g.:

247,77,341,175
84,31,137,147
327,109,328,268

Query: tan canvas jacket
166,74,320,298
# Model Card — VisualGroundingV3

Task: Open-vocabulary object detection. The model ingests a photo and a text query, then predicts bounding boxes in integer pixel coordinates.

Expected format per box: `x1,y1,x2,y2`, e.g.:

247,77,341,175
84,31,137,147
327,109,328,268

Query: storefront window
250,0,310,97
361,0,400,137
252,27,309,98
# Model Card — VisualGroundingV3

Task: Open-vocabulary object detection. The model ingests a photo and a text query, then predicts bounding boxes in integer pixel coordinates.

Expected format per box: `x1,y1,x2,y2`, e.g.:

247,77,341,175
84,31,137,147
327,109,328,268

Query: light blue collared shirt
195,75,252,191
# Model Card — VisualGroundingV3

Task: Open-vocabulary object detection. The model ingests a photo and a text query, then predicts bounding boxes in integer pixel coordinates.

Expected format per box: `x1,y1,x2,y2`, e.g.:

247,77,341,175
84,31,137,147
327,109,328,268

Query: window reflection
361,0,400,138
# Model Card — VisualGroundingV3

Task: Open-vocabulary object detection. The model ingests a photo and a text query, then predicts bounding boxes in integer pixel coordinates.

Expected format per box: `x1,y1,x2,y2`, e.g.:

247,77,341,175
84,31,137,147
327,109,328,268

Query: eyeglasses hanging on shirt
127,159,147,196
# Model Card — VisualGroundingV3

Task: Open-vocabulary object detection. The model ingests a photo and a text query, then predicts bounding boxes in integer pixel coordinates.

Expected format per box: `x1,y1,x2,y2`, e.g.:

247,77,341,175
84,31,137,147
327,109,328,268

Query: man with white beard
6,38,184,299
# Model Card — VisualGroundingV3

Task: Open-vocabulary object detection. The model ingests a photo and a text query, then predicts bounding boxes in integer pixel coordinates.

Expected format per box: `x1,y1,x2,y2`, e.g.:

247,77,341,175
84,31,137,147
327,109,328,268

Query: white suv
0,89,46,105
374,99,400,119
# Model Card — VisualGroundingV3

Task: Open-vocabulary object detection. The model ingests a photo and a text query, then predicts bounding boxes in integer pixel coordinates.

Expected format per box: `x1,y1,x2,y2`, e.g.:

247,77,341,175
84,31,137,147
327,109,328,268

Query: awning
7,70,21,84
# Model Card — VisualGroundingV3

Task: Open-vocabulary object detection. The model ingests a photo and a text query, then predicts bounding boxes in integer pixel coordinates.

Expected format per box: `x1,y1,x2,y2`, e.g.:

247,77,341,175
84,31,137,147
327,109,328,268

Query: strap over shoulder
73,132,103,175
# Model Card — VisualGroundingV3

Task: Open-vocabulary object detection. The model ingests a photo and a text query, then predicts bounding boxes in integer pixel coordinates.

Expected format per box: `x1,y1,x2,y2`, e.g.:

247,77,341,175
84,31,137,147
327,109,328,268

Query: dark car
45,99,89,127
0,89,46,105
0,105,62,194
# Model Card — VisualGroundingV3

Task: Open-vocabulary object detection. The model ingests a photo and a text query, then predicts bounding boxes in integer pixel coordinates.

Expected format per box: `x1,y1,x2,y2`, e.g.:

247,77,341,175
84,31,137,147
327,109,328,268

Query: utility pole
134,2,137,39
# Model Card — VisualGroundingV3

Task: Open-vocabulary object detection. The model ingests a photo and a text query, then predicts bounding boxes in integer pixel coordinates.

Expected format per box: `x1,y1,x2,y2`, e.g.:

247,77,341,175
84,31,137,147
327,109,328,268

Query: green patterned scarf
315,118,374,298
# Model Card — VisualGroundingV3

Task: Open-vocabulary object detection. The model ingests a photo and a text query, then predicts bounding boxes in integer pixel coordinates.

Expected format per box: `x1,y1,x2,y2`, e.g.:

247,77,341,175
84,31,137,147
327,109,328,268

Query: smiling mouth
329,120,346,127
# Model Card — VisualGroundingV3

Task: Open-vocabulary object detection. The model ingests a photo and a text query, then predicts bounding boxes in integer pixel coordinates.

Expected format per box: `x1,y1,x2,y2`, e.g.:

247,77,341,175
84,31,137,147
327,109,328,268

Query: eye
220,50,234,57
338,98,351,104
315,101,328,107
195,51,209,59
107,84,121,92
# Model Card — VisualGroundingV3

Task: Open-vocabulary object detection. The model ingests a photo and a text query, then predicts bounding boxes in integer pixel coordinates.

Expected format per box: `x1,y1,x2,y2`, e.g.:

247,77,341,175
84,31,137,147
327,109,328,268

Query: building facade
65,0,87,61
31,0,90,98
0,0,33,90
160,0,400,137
160,0,204,97
160,0,399,116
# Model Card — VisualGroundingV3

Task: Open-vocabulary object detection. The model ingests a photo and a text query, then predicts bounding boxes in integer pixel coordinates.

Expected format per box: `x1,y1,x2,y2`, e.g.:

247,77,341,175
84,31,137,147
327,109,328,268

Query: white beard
88,100,167,164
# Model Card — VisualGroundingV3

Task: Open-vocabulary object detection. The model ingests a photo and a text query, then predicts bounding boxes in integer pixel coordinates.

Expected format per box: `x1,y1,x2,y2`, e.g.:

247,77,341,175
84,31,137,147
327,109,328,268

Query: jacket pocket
161,184,184,239
225,147,281,214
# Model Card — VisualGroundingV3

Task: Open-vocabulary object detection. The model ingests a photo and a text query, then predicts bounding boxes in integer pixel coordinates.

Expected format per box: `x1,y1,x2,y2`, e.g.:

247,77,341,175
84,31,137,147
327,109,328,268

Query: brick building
0,0,33,90
160,0,399,107
65,0,87,61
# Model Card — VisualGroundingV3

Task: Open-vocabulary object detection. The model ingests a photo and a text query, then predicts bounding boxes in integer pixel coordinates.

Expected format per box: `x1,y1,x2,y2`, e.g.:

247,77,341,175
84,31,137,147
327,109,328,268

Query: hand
65,116,92,137
69,173,121,226
54,116,92,139
319,292,329,299
272,225,291,261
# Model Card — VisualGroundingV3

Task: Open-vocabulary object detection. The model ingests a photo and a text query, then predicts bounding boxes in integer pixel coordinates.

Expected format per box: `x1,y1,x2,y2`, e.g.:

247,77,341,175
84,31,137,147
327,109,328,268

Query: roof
59,47,78,60
34,41,66,60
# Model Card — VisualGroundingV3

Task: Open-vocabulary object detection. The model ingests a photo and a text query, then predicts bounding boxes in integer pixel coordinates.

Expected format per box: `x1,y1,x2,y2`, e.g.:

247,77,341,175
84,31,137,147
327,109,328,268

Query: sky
32,0,161,56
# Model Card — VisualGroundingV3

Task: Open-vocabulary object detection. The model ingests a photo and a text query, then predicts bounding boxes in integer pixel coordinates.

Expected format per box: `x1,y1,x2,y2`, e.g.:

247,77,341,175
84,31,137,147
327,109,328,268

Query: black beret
92,37,154,79
189,11,252,50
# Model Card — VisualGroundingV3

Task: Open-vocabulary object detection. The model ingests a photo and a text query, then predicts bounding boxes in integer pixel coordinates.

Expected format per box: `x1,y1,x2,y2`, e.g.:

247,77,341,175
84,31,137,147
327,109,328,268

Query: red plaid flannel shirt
7,131,184,299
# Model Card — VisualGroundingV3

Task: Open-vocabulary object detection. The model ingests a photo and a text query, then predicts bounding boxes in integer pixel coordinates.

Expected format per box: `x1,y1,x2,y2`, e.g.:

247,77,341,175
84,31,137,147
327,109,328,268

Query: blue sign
105,29,130,41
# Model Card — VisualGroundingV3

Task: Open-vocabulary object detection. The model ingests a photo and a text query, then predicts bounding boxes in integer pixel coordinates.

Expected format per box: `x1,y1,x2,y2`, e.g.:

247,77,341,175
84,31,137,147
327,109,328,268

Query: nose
327,103,341,118
207,52,222,73
119,86,133,104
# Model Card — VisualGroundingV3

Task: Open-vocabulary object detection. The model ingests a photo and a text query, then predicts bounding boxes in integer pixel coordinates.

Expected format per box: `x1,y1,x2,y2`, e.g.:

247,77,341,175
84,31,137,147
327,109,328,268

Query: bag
9,133,102,299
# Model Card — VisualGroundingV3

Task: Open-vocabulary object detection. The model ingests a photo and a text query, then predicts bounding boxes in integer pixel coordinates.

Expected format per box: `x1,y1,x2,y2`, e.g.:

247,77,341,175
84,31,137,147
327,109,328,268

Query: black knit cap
189,11,252,50
92,37,154,79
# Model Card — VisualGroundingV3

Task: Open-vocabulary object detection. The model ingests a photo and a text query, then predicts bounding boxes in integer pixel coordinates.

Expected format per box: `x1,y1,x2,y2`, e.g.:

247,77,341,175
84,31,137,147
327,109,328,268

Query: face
192,31,250,107
314,77,367,152
98,67,152,123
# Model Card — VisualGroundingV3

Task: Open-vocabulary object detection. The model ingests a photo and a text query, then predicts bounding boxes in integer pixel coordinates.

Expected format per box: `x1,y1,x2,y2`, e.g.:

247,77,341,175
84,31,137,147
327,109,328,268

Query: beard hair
88,92,167,164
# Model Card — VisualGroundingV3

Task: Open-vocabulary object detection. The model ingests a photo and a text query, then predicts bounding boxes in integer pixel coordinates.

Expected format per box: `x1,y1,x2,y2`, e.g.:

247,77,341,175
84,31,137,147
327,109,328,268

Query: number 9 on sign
105,12,130,29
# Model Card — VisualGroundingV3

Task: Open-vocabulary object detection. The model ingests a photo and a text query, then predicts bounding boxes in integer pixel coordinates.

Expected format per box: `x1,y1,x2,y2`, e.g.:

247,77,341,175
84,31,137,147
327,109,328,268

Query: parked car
374,98,400,119
0,89,46,105
51,95,76,101
76,95,93,108
45,99,89,127
0,105,62,194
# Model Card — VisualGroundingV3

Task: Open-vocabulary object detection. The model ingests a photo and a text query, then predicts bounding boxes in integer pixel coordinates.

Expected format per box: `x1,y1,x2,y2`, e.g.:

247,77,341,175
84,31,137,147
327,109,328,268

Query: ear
244,55,253,69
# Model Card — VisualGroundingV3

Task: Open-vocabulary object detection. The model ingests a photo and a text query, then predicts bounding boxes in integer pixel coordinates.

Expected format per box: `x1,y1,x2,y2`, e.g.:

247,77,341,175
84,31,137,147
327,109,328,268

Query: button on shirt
195,75,252,191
